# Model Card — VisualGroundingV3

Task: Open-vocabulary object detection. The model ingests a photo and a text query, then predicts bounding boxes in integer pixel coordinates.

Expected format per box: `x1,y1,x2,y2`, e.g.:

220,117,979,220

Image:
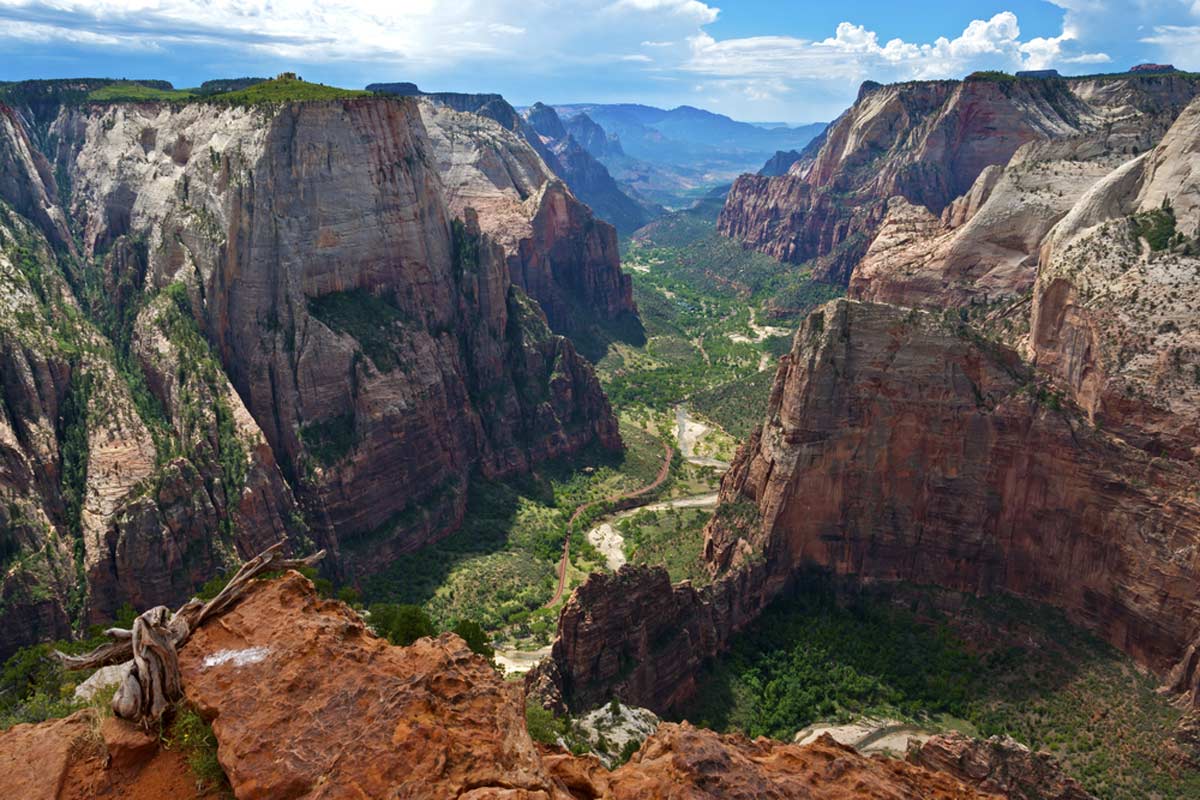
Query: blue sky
2,1,1198,122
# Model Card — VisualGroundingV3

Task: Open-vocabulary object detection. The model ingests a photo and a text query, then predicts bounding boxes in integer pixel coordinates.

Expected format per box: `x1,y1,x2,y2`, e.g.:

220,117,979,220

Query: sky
2,1,1199,122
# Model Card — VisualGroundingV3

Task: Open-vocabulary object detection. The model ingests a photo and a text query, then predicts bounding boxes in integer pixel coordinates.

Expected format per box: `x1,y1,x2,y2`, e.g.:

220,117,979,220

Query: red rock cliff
535,298,1200,715
719,74,1199,286
712,299,1200,699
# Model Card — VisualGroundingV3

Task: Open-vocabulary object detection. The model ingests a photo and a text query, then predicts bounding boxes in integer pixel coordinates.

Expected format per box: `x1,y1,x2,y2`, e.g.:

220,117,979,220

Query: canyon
3,58,1200,799
0,85,630,657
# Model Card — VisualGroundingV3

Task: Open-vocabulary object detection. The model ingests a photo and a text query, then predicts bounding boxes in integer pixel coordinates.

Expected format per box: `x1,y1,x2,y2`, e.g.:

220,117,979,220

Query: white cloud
0,0,1193,121
609,0,719,24
686,11,1110,84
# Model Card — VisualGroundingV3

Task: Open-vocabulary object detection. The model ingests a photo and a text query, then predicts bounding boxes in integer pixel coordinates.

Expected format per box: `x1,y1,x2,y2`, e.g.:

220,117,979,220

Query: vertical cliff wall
719,73,1199,287
0,95,623,657
536,299,1200,713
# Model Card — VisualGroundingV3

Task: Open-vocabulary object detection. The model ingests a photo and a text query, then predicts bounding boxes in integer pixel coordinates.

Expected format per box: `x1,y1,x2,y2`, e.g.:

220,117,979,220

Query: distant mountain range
549,103,825,208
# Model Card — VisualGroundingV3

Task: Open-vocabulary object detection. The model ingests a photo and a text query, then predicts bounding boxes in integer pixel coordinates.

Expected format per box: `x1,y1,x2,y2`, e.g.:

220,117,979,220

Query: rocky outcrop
1030,95,1200,457
527,561,780,714
0,571,1011,799
0,196,298,656
909,733,1095,800
179,571,573,799
594,724,999,799
848,136,1119,308
0,710,214,800
708,299,1200,700
419,100,635,336
720,72,1200,286
373,84,651,234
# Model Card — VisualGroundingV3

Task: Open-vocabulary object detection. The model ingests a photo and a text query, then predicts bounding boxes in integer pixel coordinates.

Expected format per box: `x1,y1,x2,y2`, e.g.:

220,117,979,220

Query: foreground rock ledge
2,571,1005,799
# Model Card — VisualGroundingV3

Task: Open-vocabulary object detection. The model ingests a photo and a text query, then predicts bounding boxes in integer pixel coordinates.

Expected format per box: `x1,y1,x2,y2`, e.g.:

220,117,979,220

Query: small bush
451,619,495,663
369,603,436,646
168,706,231,795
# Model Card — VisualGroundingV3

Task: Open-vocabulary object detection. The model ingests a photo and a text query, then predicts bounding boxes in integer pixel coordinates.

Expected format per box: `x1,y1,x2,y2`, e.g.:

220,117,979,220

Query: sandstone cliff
720,73,1199,286
0,94,621,657
419,100,635,336
536,299,1200,717
1030,95,1200,455
710,300,1200,700
372,83,652,234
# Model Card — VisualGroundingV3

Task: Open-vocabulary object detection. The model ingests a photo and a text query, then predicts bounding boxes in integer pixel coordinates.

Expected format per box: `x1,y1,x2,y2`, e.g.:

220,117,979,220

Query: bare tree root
56,541,325,727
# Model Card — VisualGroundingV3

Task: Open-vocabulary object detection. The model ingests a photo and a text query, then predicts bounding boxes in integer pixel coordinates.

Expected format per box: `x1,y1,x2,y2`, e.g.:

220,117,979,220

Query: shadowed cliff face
0,96,621,657
714,300,1200,698
719,74,1200,285
535,299,1200,714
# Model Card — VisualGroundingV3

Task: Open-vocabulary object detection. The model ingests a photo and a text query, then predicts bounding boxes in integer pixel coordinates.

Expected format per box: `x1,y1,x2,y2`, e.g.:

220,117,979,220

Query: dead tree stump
57,541,325,728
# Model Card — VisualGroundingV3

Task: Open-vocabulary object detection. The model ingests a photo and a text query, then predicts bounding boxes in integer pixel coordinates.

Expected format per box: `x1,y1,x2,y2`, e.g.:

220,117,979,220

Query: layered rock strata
0,94,621,657
536,299,1200,715
720,73,1200,286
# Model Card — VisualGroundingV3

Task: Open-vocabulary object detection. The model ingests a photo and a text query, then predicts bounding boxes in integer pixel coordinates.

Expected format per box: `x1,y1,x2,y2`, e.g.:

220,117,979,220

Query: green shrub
205,76,372,106
307,289,406,371
168,706,231,794
451,619,495,663
525,699,566,746
1130,205,1177,251
369,603,436,646
300,412,357,465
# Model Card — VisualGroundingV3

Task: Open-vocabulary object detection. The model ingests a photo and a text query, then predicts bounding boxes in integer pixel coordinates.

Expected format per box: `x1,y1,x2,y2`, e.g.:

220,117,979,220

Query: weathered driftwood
57,541,325,727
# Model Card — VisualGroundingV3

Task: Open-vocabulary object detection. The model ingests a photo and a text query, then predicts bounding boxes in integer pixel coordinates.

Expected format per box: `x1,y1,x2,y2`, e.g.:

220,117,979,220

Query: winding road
543,441,674,609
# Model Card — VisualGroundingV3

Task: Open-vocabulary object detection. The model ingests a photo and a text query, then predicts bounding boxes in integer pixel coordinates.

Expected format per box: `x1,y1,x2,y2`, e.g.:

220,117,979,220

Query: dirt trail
544,441,673,608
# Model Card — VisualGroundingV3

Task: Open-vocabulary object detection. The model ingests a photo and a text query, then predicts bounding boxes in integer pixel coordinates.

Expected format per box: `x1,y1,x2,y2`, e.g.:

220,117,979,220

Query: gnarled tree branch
57,540,325,727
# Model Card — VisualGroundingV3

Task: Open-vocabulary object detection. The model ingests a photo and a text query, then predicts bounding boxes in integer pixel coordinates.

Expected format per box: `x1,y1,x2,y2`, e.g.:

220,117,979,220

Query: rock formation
0,571,1004,799
712,300,1200,699
720,72,1200,285
526,561,779,714
419,100,634,336
0,92,621,657
536,299,1200,716
909,733,1095,800
1030,95,1200,456
849,75,1200,310
371,83,652,234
